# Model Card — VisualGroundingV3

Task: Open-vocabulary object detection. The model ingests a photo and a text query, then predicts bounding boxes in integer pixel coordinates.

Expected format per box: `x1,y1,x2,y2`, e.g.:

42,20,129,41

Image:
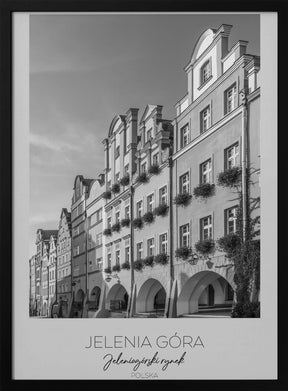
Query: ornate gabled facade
56,208,72,317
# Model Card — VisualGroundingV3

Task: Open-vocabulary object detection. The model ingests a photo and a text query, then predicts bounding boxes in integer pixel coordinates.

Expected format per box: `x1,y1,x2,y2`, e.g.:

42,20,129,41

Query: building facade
29,255,36,315
29,24,260,318
48,233,57,315
56,208,72,317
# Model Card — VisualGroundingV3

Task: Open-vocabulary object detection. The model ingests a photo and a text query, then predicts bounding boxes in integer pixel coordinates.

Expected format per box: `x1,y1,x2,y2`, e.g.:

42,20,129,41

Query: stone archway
177,271,234,316
106,284,129,311
75,288,84,302
136,278,167,314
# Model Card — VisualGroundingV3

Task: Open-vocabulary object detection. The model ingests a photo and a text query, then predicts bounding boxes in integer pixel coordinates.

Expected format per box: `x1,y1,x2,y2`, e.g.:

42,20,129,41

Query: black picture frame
0,1,286,390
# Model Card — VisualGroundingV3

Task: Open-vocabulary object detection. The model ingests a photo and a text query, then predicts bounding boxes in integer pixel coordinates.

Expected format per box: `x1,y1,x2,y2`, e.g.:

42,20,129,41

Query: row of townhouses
29,24,260,318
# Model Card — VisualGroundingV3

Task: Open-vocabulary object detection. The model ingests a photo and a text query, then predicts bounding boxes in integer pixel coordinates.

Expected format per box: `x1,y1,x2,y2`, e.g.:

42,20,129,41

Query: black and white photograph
29,13,261,319
8,8,278,382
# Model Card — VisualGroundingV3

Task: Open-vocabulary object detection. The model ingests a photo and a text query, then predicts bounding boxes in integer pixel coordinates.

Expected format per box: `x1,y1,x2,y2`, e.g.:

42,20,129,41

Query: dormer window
200,59,212,86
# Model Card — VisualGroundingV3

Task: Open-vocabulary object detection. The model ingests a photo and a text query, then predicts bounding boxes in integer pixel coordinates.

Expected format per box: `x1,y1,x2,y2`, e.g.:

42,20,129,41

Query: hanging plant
120,174,130,186
112,264,121,272
148,164,160,175
132,217,143,229
134,259,144,271
154,253,168,265
154,203,169,216
217,166,242,188
143,256,154,267
174,193,192,206
103,228,112,236
121,261,130,270
111,222,121,232
175,246,192,259
136,172,148,184
195,238,215,255
217,233,242,257
121,218,130,227
103,190,112,200
143,211,154,224
193,183,215,199
111,183,120,194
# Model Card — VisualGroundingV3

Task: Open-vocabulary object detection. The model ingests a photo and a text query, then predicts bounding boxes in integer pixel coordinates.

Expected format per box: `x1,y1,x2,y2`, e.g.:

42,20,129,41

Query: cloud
30,132,80,153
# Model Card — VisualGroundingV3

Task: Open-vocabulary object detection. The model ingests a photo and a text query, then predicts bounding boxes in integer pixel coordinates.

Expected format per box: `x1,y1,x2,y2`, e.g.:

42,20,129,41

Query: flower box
121,218,130,227
148,164,160,175
136,172,148,184
193,183,215,199
103,228,112,236
103,190,112,200
143,256,154,267
217,233,241,256
111,222,121,232
132,217,143,229
112,264,121,272
195,238,215,255
217,167,242,188
120,174,130,186
111,183,120,194
174,193,192,206
175,246,192,259
154,203,169,216
143,211,154,224
154,253,168,265
133,259,144,271
104,267,112,274
121,261,130,270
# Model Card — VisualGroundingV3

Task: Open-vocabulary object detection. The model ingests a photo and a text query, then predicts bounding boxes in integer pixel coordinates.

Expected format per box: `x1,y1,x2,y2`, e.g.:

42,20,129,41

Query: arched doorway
89,286,101,311
136,279,166,316
106,284,129,312
178,271,234,316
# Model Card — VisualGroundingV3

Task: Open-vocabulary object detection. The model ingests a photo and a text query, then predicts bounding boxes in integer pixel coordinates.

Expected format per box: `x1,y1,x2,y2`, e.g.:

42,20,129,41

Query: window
200,106,211,133
147,193,154,212
146,128,152,142
73,246,80,257
136,200,143,217
115,211,120,224
124,205,130,219
141,162,147,173
124,164,129,175
136,242,143,260
115,172,120,182
180,224,190,247
159,233,168,254
96,258,103,270
225,84,237,114
200,216,213,240
200,159,212,184
96,233,102,246
225,207,237,235
152,153,159,166
107,253,112,269
225,143,240,169
147,238,155,256
181,124,190,147
159,186,167,205
180,172,189,194
115,250,120,266
115,145,120,159
73,226,79,237
125,246,130,263
200,60,211,84
107,216,112,228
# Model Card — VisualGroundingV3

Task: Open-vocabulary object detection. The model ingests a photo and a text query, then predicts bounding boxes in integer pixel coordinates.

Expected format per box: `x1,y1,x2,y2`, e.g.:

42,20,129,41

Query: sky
29,13,260,257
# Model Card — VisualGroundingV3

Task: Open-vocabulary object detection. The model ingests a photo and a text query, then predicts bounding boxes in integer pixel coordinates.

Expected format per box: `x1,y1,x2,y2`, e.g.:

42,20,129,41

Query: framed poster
0,0,285,389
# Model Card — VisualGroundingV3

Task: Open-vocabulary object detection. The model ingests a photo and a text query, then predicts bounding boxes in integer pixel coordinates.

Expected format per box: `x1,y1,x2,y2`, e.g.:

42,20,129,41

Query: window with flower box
147,238,155,256
225,143,240,169
159,186,168,205
136,242,143,260
136,200,143,217
225,207,237,235
152,153,159,166
200,159,212,184
147,193,155,212
159,233,168,254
